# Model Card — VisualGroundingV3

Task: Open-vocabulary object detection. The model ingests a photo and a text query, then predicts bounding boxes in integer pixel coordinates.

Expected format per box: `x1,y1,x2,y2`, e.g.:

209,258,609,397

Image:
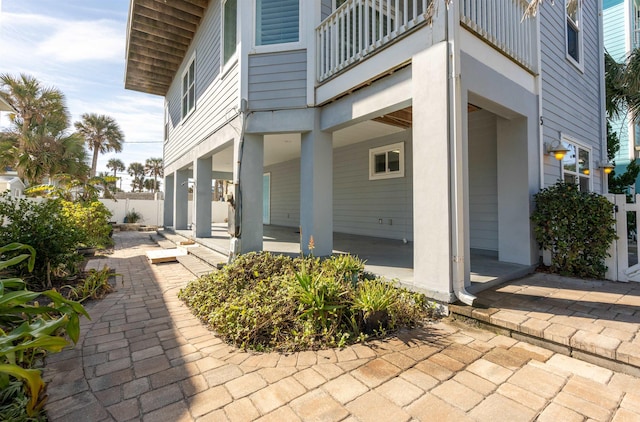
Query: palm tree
145,157,163,193
127,162,145,192
0,73,78,183
143,178,161,192
74,113,124,177
606,48,640,121
107,158,125,191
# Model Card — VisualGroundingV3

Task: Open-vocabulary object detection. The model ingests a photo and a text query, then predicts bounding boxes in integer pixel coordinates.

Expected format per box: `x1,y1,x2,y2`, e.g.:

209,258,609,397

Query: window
223,0,237,65
369,142,404,180
181,58,195,119
565,0,582,66
255,0,300,46
164,101,169,141
561,137,591,192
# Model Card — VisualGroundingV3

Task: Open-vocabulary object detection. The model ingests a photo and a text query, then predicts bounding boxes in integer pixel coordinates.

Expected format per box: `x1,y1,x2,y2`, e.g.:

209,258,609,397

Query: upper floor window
181,57,195,119
255,0,300,46
561,137,591,192
634,4,640,48
565,0,582,66
223,0,237,65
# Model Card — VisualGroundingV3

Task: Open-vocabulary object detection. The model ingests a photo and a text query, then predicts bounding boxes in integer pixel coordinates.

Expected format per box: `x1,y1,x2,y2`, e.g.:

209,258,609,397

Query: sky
0,0,164,191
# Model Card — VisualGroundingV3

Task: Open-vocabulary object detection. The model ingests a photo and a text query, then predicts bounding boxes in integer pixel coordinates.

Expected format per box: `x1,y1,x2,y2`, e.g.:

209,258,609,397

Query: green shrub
179,252,430,352
61,200,113,248
0,243,89,420
67,266,119,302
0,194,84,288
125,209,142,223
531,181,617,278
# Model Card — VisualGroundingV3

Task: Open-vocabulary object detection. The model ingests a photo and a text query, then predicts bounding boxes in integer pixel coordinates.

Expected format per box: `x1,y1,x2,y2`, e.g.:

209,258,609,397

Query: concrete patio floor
43,231,640,421
173,224,532,292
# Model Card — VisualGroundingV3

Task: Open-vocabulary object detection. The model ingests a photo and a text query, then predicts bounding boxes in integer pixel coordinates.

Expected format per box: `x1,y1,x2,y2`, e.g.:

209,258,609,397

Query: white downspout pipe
447,0,475,306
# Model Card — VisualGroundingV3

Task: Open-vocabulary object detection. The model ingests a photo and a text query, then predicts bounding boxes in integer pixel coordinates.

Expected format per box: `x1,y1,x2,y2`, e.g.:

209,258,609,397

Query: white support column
175,169,189,230
164,174,174,228
238,134,264,253
194,156,213,238
412,42,454,302
497,117,536,265
300,111,333,256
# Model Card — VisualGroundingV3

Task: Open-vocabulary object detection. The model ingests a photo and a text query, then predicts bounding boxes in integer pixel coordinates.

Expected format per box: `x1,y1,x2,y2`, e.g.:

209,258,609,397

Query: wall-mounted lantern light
546,140,569,160
598,161,615,175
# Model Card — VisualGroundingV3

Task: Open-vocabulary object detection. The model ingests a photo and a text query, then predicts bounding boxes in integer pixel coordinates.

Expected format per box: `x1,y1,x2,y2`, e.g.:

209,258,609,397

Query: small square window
369,142,405,180
255,0,300,46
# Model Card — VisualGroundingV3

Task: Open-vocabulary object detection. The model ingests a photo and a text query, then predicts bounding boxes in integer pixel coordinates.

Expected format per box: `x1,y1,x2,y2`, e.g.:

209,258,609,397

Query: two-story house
603,0,640,192
125,0,608,304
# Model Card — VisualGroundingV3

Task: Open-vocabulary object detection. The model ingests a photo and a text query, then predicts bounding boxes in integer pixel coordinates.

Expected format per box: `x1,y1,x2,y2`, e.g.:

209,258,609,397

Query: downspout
598,0,608,194
229,99,250,261
446,0,475,306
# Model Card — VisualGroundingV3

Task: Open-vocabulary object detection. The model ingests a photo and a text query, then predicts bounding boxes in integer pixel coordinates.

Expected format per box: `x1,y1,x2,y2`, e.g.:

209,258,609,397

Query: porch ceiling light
546,140,569,161
598,161,615,174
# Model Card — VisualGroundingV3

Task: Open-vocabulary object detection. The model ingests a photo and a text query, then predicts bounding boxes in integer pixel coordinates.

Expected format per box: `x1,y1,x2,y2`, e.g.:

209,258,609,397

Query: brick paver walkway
451,273,640,376
44,232,640,421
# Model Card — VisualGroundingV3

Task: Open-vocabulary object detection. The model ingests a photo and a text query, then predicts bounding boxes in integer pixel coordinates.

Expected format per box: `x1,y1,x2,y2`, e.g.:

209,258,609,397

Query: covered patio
172,224,532,293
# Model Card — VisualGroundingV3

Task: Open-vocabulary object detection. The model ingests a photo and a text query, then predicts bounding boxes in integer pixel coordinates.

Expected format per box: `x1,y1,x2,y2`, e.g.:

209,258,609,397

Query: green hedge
531,182,616,278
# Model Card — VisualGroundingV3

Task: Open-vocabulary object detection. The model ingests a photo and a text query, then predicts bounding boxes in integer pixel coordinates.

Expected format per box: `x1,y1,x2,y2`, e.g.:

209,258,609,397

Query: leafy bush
179,252,430,352
0,243,89,420
124,209,142,224
61,200,113,248
66,266,119,302
531,182,617,278
0,194,84,288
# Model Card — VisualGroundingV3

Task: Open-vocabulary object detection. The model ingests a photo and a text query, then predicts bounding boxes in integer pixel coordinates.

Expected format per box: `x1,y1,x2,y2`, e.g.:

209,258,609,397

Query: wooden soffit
125,0,210,96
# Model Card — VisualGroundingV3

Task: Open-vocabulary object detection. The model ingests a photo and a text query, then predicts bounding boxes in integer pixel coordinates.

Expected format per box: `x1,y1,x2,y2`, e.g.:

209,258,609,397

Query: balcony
316,0,537,83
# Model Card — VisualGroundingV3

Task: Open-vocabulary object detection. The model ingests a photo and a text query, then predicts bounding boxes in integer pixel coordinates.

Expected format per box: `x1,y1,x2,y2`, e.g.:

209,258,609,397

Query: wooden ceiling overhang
125,0,210,96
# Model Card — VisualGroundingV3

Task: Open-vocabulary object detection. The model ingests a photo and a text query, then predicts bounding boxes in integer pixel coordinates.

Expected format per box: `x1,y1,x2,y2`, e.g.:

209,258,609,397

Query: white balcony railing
317,0,432,82
460,0,537,71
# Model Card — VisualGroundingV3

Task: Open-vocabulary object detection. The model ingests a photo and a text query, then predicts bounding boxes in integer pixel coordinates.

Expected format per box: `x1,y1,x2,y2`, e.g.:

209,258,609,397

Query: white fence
100,199,229,227
606,194,640,282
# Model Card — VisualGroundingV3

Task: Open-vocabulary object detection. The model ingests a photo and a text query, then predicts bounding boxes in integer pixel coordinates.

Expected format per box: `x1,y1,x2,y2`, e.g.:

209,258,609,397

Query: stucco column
175,169,189,230
238,134,264,253
300,111,333,256
164,174,174,228
194,156,213,238
412,42,454,302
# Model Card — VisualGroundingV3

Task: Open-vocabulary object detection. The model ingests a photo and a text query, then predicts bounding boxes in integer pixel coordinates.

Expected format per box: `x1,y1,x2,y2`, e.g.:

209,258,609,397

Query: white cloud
1,11,123,63
36,19,123,63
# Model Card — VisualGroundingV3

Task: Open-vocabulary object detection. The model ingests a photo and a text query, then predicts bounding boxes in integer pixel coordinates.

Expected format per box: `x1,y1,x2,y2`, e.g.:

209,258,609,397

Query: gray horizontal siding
333,132,413,241
248,50,307,110
265,131,413,240
468,110,498,252
265,159,300,227
540,0,604,192
164,1,240,166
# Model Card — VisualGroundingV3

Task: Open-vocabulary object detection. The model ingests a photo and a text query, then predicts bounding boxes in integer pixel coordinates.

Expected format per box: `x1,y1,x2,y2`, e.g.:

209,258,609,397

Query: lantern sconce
545,140,569,160
598,161,615,175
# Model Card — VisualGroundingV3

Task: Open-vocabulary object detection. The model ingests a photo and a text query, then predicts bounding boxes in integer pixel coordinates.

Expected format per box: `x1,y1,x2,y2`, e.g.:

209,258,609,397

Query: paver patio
44,231,640,421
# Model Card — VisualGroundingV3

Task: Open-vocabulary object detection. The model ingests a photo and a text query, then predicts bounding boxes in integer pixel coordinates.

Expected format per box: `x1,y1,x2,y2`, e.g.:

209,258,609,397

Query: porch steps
176,254,216,277
154,229,227,274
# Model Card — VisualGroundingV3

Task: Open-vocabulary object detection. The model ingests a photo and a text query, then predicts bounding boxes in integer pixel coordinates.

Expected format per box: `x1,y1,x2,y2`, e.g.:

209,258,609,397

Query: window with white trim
181,57,195,119
369,142,404,180
562,138,591,192
565,0,582,66
223,0,237,65
255,0,300,46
